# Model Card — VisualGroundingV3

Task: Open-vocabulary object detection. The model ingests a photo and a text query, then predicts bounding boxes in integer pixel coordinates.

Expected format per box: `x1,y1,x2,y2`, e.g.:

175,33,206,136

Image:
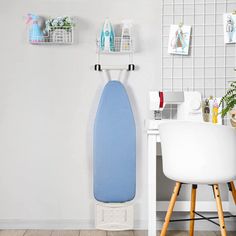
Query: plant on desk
220,81,236,127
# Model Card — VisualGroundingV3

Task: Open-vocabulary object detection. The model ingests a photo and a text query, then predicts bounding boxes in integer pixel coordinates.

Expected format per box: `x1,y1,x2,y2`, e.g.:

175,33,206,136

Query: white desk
147,120,236,236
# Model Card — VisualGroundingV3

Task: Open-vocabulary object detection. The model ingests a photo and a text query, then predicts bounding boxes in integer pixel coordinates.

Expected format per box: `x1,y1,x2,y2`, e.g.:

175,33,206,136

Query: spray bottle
100,18,115,52
120,20,132,52
26,14,44,44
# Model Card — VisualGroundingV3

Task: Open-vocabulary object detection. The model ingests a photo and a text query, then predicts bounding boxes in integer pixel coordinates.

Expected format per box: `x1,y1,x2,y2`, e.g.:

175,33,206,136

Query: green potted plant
220,81,236,127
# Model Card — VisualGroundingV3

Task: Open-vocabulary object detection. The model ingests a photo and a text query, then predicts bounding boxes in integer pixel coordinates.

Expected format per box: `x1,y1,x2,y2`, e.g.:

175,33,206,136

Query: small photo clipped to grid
168,24,192,55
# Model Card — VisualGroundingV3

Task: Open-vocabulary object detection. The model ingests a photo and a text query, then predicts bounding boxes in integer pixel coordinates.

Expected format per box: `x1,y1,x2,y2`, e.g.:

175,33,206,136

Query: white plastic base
95,201,134,231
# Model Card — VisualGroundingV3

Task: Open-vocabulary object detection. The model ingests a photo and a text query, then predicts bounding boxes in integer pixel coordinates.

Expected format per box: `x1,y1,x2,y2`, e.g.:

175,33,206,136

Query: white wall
0,0,161,229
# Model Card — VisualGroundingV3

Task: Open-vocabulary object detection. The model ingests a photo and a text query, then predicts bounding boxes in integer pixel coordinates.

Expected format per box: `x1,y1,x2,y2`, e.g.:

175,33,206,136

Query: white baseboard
0,218,235,231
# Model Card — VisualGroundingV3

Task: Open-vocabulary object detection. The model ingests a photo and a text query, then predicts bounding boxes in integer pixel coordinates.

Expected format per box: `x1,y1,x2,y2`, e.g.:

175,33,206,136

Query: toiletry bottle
203,99,210,122
100,19,115,52
208,96,214,121
26,14,44,44
120,20,132,52
212,99,219,124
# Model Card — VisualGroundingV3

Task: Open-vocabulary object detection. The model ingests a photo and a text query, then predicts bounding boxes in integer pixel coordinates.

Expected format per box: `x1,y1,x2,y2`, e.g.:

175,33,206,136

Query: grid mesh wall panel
161,0,236,99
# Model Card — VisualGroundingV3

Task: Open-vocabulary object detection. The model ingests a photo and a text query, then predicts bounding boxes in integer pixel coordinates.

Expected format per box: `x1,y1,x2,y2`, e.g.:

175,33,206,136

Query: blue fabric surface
93,81,136,203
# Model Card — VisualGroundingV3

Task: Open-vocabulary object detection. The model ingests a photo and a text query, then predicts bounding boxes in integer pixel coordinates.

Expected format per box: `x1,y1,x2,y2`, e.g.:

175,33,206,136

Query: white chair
159,121,236,236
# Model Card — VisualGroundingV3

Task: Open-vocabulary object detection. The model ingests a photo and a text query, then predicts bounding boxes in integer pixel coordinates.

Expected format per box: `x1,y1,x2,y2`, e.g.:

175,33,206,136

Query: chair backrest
159,121,236,184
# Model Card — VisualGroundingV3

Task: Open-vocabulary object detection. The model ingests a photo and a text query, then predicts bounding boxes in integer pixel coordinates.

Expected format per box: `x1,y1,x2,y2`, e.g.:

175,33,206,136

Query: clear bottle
120,20,132,52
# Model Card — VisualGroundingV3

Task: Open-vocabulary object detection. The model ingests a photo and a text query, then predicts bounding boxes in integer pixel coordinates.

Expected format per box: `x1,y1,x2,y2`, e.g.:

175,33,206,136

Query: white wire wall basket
95,35,135,71
28,27,74,45
96,36,134,54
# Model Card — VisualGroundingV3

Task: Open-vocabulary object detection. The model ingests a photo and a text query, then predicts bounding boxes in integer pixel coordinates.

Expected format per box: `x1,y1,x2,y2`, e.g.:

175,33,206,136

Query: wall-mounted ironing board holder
94,64,135,72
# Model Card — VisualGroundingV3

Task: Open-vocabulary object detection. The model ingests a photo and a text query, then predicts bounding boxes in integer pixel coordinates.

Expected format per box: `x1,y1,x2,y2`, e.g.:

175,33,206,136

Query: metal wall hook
128,64,135,71
94,64,102,71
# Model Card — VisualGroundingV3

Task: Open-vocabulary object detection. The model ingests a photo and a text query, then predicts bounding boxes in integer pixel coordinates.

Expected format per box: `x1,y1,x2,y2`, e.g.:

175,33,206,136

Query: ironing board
93,81,136,203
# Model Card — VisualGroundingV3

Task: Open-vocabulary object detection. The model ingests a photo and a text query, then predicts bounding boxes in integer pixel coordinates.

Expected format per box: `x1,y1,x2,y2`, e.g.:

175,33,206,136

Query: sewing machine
149,91,203,123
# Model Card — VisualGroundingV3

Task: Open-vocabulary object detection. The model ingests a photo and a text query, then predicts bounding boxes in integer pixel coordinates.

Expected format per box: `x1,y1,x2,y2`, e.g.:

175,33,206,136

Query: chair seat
164,175,236,185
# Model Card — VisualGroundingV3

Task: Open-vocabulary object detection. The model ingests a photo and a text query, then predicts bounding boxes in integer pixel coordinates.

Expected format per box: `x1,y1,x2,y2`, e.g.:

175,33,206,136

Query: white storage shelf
96,36,133,54
28,27,73,45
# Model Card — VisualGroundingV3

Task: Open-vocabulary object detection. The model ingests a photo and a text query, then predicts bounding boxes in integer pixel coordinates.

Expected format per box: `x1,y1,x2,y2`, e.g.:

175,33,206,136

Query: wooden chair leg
229,181,236,204
160,182,182,236
213,184,227,236
189,185,197,236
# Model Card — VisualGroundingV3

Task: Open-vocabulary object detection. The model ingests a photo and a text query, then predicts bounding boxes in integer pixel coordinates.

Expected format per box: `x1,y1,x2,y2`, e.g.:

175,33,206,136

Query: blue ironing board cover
93,81,136,203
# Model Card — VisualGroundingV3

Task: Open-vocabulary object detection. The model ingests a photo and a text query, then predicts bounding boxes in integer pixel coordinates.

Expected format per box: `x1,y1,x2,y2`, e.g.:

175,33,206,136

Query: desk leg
148,134,157,236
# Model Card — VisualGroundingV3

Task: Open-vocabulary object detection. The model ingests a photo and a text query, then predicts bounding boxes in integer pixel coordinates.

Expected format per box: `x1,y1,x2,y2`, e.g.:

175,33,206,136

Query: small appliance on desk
148,91,223,128
148,91,203,130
